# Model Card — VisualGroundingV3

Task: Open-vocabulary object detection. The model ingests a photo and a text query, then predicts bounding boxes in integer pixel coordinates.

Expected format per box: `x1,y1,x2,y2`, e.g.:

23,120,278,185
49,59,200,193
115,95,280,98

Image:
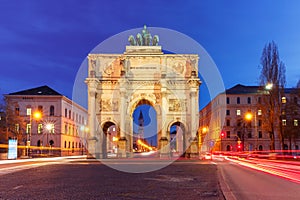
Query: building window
294,119,298,126
258,120,262,127
258,110,262,116
226,97,230,104
247,97,251,104
65,109,68,117
258,131,262,138
15,107,20,116
38,105,43,113
38,124,43,134
258,97,261,104
68,141,71,148
226,110,230,116
226,131,230,138
69,110,71,119
281,97,287,104
237,131,241,139
294,97,298,104
15,124,19,133
26,124,31,134
48,124,55,133
282,119,287,126
236,110,241,116
226,119,230,126
64,141,67,148
26,108,32,116
64,124,68,134
50,106,55,116
248,132,252,138
237,97,240,104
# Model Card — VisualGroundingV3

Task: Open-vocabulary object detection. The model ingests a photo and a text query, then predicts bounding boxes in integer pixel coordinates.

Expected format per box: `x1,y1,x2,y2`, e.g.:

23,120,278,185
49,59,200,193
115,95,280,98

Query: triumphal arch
85,26,201,158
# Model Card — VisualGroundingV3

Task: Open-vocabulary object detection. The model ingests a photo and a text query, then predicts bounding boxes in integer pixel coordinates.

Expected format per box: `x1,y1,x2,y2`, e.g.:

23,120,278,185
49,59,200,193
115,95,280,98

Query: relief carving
100,99,119,112
169,99,186,112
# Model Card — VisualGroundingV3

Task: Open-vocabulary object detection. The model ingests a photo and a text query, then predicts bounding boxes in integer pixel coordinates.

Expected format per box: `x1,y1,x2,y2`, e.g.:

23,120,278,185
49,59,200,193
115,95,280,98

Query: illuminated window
15,124,19,133
281,97,286,104
26,124,31,134
38,124,43,134
258,110,262,115
294,120,298,126
282,119,286,126
49,124,55,133
26,108,32,116
236,110,241,116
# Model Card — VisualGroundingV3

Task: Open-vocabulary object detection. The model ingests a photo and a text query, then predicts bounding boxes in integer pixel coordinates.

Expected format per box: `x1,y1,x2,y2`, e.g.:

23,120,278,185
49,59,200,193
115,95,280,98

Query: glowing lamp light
46,124,52,131
265,83,273,90
33,111,42,120
245,113,253,121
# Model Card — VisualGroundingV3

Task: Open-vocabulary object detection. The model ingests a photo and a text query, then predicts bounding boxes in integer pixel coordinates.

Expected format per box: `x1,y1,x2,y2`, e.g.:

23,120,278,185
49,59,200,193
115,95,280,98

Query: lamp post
45,123,53,155
244,112,253,151
27,111,42,157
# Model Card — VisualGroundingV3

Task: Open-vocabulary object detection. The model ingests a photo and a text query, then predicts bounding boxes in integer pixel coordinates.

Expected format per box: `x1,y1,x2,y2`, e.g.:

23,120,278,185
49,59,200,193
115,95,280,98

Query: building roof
225,84,261,94
8,85,62,96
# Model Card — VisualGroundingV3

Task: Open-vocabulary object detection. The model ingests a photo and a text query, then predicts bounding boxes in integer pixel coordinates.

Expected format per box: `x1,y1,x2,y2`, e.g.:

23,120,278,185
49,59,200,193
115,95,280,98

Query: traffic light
220,131,225,138
237,143,242,151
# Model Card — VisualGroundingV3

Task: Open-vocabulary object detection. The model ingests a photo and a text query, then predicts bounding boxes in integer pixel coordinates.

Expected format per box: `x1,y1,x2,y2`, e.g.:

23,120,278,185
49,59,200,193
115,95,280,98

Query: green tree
259,41,286,150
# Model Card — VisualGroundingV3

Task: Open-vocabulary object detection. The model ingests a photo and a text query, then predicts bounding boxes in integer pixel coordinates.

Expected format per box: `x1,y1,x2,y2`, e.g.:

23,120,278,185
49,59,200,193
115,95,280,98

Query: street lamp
27,110,42,157
265,83,273,90
243,112,253,151
45,123,54,155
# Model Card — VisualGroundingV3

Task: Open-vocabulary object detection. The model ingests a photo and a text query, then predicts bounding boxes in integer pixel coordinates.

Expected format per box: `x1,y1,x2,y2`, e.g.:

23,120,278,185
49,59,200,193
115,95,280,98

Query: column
86,78,99,158
118,88,127,157
159,88,169,157
188,78,201,157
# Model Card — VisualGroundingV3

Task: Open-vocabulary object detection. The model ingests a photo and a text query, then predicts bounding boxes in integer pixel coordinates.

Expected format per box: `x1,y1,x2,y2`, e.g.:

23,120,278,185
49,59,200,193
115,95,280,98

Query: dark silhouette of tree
259,41,286,150
0,96,26,145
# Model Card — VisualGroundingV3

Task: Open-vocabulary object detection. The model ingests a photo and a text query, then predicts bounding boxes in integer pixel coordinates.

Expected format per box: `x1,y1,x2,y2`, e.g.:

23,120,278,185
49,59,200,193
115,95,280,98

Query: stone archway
100,121,119,158
85,26,201,158
168,121,187,156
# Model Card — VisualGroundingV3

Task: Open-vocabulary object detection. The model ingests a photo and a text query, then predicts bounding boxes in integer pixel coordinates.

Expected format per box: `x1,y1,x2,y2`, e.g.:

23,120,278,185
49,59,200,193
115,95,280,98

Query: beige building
199,84,300,152
5,85,88,157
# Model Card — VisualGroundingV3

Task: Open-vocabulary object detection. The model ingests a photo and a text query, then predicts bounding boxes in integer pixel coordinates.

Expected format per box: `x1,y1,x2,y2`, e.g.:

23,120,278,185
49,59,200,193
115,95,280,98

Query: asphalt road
217,160,300,200
0,159,224,200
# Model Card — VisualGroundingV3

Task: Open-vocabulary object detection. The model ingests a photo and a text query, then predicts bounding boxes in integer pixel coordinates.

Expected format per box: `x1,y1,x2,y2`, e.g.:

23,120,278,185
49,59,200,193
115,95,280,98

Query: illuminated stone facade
86,44,201,158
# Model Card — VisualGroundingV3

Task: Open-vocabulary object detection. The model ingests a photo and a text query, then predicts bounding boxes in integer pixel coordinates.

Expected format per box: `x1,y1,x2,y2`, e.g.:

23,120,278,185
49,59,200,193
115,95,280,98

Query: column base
118,138,127,158
159,137,170,158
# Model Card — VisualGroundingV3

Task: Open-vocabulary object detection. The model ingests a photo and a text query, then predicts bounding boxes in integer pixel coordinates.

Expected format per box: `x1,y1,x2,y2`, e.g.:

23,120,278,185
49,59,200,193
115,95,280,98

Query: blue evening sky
0,0,299,109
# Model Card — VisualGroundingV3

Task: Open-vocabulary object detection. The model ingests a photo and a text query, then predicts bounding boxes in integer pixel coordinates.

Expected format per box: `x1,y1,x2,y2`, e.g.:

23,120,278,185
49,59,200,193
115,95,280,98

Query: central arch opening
132,99,157,154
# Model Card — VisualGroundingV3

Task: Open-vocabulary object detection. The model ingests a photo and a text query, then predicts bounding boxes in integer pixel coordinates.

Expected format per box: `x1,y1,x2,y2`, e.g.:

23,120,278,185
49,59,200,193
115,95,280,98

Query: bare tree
259,41,286,150
0,96,26,144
